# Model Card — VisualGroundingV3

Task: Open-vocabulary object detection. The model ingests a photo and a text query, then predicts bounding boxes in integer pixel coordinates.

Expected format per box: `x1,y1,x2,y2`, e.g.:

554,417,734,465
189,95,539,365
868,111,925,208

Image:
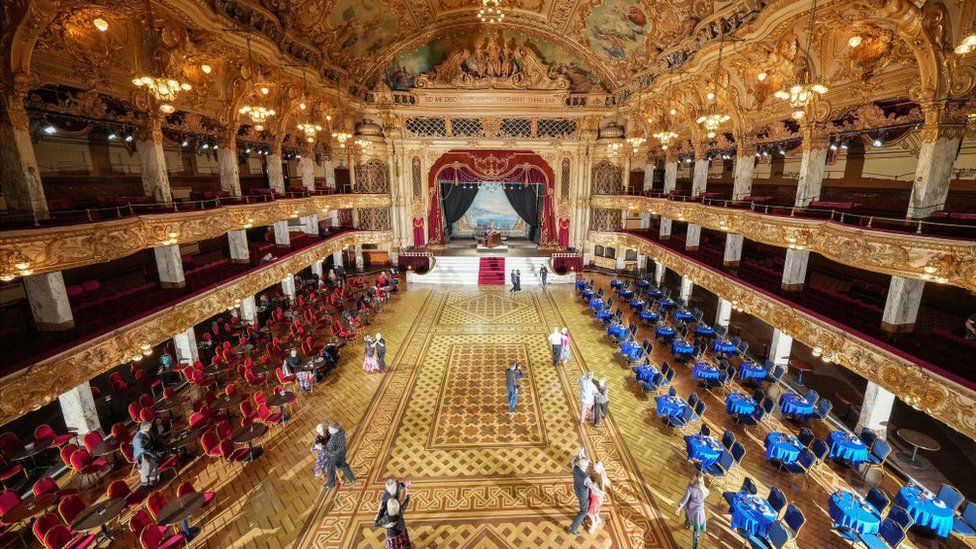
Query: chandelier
297,122,323,143
653,76,679,150
607,141,624,157
478,0,504,23
627,137,646,154
294,70,323,143
238,37,276,131
132,0,190,113
696,40,730,139
774,0,828,119
333,131,351,148
354,138,371,152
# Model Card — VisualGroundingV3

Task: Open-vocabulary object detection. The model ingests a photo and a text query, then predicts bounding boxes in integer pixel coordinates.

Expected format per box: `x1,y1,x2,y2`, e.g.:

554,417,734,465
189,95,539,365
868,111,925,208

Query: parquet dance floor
180,282,966,549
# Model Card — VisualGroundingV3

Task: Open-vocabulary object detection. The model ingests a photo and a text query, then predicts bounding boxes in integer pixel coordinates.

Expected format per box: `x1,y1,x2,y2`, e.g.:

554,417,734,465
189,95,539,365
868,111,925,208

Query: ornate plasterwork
0,230,393,426
590,195,976,292
588,230,976,440
0,194,390,279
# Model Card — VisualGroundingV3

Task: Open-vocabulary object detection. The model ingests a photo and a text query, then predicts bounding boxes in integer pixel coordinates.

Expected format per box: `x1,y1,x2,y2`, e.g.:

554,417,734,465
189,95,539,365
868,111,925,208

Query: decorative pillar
324,159,336,189
636,253,647,272
686,146,708,251
281,275,296,299
240,296,257,324
354,245,364,272
768,328,792,367
643,162,655,192
654,261,665,286
58,382,100,436
267,141,286,193
723,234,743,267
724,145,754,266
154,245,186,289
715,297,732,328
24,272,74,331
302,214,319,236
135,113,172,203
273,220,290,249
172,326,199,366
311,259,324,278
795,123,829,207
614,254,626,271
781,249,810,291
880,276,925,333
0,82,48,217
906,104,965,219
679,275,693,305
331,210,340,226
659,157,677,239
228,230,249,264
333,250,344,267
217,132,242,197
856,382,895,439
299,153,316,191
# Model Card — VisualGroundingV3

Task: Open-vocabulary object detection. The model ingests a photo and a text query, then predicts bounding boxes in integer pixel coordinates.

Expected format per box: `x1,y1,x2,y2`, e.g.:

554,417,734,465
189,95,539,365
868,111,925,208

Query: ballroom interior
1,0,975,547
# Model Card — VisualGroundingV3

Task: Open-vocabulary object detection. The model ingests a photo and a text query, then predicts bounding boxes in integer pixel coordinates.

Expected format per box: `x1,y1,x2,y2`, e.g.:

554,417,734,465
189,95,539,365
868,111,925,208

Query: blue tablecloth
729,493,778,536
655,395,688,418
674,310,693,322
610,279,623,289
726,392,757,416
655,325,675,338
635,364,660,383
659,299,677,311
896,485,954,538
646,289,663,299
621,340,642,360
713,339,738,355
588,297,604,311
764,432,803,463
619,289,634,299
608,324,628,340
671,340,694,356
828,430,870,465
637,280,651,289
686,435,724,467
739,361,767,381
779,394,815,417
829,491,882,535
695,325,715,336
630,298,646,310
693,362,721,380
575,280,587,291
639,310,659,323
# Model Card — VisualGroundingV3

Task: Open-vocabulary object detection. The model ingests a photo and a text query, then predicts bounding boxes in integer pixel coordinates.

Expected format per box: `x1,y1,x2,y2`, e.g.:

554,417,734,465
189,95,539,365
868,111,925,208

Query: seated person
282,348,303,375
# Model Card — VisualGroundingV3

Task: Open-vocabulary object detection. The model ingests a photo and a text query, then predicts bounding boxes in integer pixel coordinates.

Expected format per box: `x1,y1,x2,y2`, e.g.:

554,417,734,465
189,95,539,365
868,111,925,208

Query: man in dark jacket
505,362,524,413
567,454,592,535
324,422,356,489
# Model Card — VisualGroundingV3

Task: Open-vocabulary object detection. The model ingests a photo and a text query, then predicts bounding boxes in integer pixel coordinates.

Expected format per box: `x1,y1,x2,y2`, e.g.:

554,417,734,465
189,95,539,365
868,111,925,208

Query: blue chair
860,427,879,448
765,364,785,384
866,487,890,515
740,477,757,495
642,372,664,393
809,399,832,423
768,486,787,517
752,388,766,405
887,506,914,532
665,406,696,430
803,389,819,405
662,368,675,386
865,439,892,474
738,340,749,355
688,392,700,408
953,502,976,537
699,423,711,437
781,448,816,475
745,521,791,549
797,427,815,448
722,490,736,508
697,450,734,478
714,325,727,337
858,518,906,549
730,442,746,465
692,401,706,422
721,430,736,451
737,400,768,427
937,484,964,513
667,386,677,397
783,503,805,538
810,439,829,462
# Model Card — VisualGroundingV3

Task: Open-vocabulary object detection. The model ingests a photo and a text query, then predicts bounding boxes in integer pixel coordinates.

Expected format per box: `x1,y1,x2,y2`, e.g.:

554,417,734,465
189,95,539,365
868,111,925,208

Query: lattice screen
589,208,622,232
354,159,391,193
451,118,484,137
499,119,532,138
560,158,571,201
411,157,423,199
538,119,578,138
591,160,622,195
405,117,447,136
358,207,392,231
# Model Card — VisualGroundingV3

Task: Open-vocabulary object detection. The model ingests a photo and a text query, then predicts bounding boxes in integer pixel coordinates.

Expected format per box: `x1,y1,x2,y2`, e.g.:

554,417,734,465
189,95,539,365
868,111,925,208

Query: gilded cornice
0,230,392,426
0,194,390,280
588,230,976,440
590,195,976,292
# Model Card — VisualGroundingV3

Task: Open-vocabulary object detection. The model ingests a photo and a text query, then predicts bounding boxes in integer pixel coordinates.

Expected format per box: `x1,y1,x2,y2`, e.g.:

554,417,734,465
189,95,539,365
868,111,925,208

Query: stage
406,248,573,286
441,238,549,257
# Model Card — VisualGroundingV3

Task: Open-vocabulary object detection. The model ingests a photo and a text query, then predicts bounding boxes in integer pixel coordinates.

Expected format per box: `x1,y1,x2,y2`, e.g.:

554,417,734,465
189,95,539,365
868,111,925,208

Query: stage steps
407,255,575,286
478,257,506,285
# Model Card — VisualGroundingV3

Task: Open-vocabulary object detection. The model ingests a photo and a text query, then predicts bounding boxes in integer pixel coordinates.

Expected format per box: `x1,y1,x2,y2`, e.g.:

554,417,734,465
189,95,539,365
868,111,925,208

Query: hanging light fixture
295,69,323,143
330,80,351,147
653,75,679,150
774,0,828,120
627,87,647,153
696,39,731,139
478,0,504,24
132,0,191,114
238,37,276,131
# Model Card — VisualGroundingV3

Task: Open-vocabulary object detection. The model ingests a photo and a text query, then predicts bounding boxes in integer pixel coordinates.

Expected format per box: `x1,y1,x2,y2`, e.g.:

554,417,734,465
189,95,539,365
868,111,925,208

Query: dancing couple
567,448,610,535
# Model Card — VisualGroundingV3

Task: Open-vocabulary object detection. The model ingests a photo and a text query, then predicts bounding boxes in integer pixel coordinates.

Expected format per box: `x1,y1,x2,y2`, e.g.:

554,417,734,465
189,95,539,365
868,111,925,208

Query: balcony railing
591,194,976,292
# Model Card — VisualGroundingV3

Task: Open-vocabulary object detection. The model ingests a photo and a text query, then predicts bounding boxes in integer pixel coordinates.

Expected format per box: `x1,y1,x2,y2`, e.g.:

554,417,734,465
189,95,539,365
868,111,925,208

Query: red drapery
426,150,561,249
412,217,426,247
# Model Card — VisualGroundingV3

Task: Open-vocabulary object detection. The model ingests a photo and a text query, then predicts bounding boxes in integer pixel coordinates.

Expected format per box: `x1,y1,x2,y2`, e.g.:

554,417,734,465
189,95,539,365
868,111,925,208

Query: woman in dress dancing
587,461,610,533
362,335,381,373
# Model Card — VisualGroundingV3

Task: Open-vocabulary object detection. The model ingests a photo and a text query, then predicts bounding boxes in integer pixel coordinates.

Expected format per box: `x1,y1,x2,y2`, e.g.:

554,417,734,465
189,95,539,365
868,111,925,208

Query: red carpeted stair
478,257,506,285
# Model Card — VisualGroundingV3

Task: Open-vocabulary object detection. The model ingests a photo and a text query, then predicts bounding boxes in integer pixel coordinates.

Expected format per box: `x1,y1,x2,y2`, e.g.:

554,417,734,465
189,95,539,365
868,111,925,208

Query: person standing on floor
363,335,381,373
540,265,548,288
559,327,572,366
587,461,610,534
515,270,522,292
510,269,517,293
676,472,710,548
505,362,524,414
567,453,592,535
592,378,610,426
310,423,331,479
324,422,356,489
376,493,412,548
376,478,410,523
548,327,563,367
578,372,597,425
375,332,388,371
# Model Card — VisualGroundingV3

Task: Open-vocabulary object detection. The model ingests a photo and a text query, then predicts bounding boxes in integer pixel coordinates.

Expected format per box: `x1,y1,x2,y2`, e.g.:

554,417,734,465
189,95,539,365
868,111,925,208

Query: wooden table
231,423,268,461
211,393,243,414
7,437,53,470
155,491,207,527
834,388,863,423
896,428,942,468
1,492,57,524
70,496,126,540
790,360,814,386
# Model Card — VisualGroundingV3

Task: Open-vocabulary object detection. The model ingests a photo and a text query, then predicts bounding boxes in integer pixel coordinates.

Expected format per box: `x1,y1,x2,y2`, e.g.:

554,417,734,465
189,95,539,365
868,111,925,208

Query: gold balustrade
0,194,391,280
590,195,976,293
588,230,976,440
0,230,392,426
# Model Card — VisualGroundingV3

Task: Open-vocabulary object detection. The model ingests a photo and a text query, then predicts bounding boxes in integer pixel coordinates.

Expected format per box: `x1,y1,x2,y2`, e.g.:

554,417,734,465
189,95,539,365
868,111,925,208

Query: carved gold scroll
589,230,976,440
591,196,976,292
0,194,391,279
0,230,392,426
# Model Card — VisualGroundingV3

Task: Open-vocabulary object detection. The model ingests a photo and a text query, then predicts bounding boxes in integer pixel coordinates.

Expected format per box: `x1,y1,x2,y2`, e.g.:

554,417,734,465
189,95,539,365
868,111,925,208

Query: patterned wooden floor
151,282,970,549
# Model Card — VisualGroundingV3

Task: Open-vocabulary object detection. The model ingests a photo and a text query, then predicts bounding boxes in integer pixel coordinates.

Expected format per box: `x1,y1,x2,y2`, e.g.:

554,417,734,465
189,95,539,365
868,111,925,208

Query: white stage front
406,255,574,285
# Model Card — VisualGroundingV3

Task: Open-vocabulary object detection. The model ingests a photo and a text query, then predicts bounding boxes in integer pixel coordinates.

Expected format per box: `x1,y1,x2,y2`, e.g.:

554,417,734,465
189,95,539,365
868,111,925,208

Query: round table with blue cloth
630,298,646,310
619,288,634,299
739,361,767,382
713,339,738,355
896,485,954,538
655,325,675,339
829,491,882,535
827,430,870,465
582,287,594,300
674,310,693,322
693,362,721,381
588,297,604,311
646,288,663,299
685,434,724,467
658,298,677,311
640,310,659,323
655,394,688,418
575,280,587,291
610,279,623,289
729,493,778,536
635,364,660,383
597,309,614,322
726,392,757,416
637,280,651,290
779,393,815,416
695,325,715,337
671,340,694,356
764,432,803,463
608,323,628,340
620,340,642,361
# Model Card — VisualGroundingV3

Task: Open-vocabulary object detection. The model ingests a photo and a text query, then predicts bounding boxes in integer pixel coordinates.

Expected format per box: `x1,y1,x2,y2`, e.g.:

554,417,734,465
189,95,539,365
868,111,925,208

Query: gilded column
0,80,48,217
217,130,242,197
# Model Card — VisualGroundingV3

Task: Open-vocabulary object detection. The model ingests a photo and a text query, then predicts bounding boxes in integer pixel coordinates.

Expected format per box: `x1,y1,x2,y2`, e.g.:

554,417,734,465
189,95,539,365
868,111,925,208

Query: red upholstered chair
66,285,84,298
253,391,268,407
217,439,249,462
273,385,296,405
257,404,283,424
32,476,76,501
81,280,100,293
34,424,74,447
0,490,21,521
244,369,266,387
276,368,296,385
111,422,130,440
214,421,233,441
128,508,154,534
128,403,143,423
189,412,210,431
107,479,147,508
190,370,216,389
240,401,257,424
82,431,103,453
139,408,156,423
57,494,85,524
69,448,109,485
44,524,97,549
146,491,168,522
200,431,222,459
33,512,61,545
140,522,186,549
0,455,26,489
138,393,154,409
225,384,239,397
59,444,79,469
176,481,215,505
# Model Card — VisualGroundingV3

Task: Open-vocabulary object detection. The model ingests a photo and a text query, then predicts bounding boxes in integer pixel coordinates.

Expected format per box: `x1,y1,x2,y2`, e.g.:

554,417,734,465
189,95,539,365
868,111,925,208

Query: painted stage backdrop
452,186,528,238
